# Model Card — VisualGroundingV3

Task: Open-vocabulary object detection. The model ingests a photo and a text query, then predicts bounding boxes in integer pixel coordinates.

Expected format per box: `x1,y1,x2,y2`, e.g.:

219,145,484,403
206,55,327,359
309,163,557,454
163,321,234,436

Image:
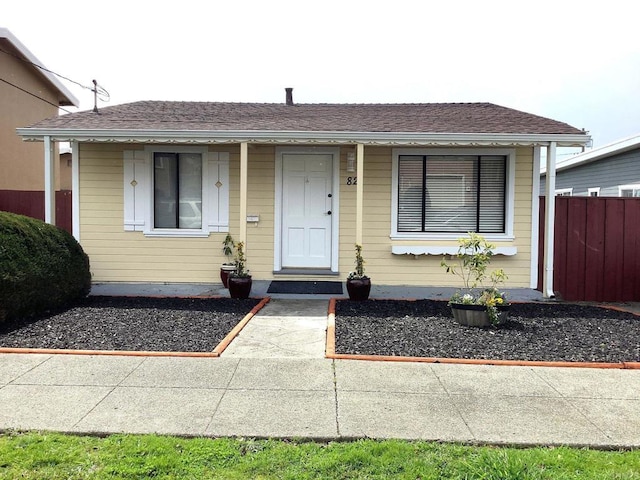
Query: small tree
231,241,250,278
440,233,505,291
347,243,368,280
222,234,235,264
441,233,508,325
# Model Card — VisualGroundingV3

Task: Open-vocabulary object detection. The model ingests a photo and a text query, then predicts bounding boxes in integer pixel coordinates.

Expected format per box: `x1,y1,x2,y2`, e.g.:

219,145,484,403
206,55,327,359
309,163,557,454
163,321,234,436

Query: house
540,135,640,197
17,92,590,294
0,27,78,223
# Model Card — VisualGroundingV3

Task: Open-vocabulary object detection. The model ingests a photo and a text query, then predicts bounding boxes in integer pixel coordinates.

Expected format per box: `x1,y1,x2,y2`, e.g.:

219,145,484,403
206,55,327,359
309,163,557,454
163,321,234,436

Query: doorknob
327,210,332,215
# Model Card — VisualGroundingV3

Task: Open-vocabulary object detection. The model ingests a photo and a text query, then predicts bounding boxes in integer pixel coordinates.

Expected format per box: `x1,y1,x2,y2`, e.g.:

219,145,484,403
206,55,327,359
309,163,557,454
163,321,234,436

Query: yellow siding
79,143,240,283
80,143,535,287
339,146,534,288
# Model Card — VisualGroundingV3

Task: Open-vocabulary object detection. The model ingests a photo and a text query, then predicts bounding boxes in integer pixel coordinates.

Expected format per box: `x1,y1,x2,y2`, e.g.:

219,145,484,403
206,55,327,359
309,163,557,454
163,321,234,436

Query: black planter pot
228,276,252,299
346,277,371,301
450,302,510,327
220,264,236,288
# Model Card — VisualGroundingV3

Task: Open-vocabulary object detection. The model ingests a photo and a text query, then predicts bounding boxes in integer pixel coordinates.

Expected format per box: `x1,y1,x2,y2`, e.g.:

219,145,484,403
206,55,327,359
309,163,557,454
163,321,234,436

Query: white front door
281,153,333,268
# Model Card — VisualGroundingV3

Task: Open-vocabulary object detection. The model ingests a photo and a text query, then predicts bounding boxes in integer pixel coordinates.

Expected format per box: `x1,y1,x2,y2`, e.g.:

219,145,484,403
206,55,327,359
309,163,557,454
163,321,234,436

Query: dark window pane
154,152,202,229
154,153,178,228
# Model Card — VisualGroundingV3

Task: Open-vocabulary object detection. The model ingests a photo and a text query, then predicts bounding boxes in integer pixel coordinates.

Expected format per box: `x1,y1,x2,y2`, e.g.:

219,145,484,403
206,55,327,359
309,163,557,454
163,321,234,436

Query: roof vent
285,87,294,106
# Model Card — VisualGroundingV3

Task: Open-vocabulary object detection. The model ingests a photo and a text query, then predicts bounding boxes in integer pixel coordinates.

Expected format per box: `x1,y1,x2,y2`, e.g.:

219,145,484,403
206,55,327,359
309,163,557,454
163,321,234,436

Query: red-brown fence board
540,196,640,302
603,199,625,301
584,199,606,301
0,190,72,234
622,204,640,300
565,197,587,301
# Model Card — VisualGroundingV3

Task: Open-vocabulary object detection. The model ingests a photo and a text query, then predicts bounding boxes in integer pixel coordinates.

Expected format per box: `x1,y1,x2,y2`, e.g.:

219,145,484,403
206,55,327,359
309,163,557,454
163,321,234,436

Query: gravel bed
335,300,640,363
0,296,260,353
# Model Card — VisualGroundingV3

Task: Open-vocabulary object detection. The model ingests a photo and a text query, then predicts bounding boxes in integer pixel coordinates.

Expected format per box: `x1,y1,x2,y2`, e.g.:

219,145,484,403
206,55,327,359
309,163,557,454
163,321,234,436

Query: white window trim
619,184,640,197
124,148,229,237
391,148,516,241
555,188,573,196
588,187,600,197
144,145,209,237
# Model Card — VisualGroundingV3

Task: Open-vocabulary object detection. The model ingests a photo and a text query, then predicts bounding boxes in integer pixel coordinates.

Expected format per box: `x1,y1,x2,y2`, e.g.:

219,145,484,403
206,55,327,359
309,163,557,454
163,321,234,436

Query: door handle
327,210,332,215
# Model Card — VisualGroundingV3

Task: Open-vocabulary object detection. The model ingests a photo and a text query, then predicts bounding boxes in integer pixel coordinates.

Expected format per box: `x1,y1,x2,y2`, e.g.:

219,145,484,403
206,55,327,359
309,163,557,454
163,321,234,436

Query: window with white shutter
123,148,229,236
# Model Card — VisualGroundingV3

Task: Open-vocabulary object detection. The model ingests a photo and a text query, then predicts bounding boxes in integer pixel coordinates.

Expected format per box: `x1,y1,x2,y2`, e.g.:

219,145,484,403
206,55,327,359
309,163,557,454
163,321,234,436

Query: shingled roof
27,100,584,135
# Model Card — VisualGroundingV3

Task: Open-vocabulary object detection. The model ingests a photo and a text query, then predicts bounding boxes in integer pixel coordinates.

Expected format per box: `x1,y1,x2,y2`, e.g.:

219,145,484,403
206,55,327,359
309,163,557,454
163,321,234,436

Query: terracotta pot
346,277,371,301
450,303,510,327
228,275,252,299
220,264,237,288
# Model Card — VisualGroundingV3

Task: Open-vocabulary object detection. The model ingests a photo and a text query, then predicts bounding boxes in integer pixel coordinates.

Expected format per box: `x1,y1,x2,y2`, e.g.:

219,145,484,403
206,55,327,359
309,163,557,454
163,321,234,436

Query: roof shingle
26,101,585,135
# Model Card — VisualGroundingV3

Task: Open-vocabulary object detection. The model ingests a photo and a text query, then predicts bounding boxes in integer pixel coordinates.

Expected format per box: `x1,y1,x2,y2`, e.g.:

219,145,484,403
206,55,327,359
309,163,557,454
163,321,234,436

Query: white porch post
71,141,80,240
355,143,364,245
543,141,557,298
529,146,541,288
43,135,55,225
239,142,248,243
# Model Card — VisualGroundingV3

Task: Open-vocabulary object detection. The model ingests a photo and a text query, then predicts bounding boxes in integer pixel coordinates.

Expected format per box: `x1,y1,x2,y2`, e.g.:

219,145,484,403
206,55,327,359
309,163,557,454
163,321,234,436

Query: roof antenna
92,79,99,113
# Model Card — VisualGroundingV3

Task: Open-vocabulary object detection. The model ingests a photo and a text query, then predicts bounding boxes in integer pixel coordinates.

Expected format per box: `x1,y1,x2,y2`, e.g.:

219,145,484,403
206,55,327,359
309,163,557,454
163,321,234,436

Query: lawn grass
1,432,639,479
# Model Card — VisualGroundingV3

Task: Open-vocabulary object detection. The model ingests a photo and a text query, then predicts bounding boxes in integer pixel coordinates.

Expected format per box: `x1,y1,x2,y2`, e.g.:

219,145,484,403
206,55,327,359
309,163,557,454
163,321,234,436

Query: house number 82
346,176,357,185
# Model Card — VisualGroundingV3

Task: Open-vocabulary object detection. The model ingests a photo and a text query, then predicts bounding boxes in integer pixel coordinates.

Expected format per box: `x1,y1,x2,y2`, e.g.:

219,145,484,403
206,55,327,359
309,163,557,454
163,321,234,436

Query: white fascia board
541,133,640,175
0,28,79,107
16,128,591,147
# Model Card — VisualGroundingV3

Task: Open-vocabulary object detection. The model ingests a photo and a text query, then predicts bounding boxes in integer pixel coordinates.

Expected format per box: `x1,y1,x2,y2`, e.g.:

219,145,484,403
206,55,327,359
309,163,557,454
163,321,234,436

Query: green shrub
0,212,91,323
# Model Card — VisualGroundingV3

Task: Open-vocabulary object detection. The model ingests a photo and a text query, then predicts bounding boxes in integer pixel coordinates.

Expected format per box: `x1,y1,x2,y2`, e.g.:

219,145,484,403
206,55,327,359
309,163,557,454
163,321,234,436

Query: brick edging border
325,297,640,369
212,296,271,355
0,296,271,358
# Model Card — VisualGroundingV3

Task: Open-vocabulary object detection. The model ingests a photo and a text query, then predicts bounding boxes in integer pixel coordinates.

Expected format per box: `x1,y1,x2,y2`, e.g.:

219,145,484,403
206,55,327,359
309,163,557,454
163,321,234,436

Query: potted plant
440,233,509,327
346,243,371,301
228,241,252,299
220,234,236,288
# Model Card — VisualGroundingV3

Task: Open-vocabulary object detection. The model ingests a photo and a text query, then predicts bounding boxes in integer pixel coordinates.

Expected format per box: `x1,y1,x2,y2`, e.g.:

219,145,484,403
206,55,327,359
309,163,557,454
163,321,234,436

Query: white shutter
207,152,229,232
123,150,149,232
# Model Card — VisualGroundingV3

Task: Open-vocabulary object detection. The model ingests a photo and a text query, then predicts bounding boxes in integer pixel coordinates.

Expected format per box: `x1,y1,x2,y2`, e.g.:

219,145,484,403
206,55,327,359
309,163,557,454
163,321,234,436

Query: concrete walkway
1,283,639,447
1,353,640,446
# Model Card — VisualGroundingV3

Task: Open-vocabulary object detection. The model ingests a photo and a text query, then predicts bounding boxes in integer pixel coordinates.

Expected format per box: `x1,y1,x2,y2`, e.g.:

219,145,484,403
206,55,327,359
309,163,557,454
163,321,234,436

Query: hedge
0,212,91,323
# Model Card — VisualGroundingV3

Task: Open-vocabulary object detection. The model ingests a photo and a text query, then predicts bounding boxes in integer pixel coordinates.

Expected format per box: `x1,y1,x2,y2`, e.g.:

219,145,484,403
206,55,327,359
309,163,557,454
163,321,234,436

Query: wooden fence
538,196,640,302
0,190,72,234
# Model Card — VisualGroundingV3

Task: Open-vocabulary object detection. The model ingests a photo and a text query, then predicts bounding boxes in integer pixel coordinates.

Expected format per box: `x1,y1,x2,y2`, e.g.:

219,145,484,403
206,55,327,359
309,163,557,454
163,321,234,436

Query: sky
3,0,639,152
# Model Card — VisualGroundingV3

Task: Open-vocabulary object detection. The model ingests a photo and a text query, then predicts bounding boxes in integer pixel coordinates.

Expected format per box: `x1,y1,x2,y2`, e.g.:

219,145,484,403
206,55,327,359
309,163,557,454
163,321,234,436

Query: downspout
43,135,55,225
543,142,557,298
355,143,364,245
239,142,248,244
529,146,541,288
71,141,80,241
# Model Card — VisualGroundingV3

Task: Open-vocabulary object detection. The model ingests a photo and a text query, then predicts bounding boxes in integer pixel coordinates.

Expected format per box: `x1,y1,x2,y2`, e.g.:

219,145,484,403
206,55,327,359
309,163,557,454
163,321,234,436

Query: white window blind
397,155,506,233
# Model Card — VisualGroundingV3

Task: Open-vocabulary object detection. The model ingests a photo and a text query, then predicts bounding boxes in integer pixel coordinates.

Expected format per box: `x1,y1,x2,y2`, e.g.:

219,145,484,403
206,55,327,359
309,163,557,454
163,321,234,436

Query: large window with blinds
397,154,507,234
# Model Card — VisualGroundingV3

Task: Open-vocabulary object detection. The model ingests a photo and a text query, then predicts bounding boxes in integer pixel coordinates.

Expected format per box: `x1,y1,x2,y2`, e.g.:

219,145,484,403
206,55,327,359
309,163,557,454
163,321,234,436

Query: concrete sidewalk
1,353,639,447
1,285,639,447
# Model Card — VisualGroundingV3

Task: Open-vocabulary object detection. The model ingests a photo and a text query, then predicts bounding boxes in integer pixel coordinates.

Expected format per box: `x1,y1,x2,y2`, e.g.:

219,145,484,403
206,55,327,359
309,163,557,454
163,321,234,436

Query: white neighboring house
541,135,640,197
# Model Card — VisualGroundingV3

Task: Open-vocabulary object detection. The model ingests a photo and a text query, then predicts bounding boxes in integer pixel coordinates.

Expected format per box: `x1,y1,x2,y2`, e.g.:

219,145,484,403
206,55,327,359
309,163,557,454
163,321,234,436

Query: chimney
285,87,294,106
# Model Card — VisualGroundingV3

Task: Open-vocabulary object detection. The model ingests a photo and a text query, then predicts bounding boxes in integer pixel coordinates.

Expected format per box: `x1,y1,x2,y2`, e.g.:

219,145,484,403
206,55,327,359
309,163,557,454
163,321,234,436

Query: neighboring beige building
0,27,77,193
18,96,590,291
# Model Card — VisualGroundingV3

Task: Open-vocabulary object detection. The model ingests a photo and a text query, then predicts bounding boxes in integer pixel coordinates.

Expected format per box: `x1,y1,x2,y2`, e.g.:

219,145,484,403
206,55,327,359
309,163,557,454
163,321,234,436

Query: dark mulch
335,299,640,363
0,296,260,353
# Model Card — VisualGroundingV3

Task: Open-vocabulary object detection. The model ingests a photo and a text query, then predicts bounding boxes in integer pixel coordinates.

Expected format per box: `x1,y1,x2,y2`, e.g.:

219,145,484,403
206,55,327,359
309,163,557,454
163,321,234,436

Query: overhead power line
0,76,72,113
0,46,111,109
0,46,93,92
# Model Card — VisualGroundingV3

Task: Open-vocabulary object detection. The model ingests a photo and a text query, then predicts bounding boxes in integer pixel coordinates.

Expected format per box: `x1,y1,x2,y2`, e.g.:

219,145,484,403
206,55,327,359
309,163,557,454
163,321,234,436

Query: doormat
267,281,344,295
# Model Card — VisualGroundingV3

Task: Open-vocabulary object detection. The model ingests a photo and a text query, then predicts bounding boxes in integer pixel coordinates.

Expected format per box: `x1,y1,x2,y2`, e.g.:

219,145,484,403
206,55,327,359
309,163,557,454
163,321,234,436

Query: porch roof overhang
17,128,591,147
